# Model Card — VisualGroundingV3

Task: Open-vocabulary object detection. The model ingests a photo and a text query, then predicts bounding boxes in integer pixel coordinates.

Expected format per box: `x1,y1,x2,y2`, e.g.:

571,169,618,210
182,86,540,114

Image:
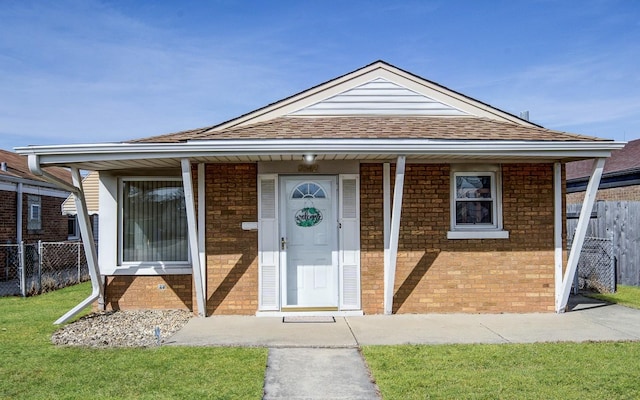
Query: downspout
26,155,102,324
16,182,23,243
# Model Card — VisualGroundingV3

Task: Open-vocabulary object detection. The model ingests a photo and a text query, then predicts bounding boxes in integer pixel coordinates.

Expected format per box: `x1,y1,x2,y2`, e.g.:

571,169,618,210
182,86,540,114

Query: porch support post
384,156,405,314
197,163,206,297
54,167,103,324
383,163,391,313
182,159,206,317
553,163,563,311
557,158,605,313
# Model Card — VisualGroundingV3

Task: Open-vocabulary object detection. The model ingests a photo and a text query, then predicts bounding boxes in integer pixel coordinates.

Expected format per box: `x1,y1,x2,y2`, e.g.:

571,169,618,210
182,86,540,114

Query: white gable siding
290,78,468,116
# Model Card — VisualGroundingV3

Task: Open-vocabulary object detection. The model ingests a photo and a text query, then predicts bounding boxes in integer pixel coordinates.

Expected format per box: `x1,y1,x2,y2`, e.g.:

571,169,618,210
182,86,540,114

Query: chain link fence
0,241,91,297
568,235,616,294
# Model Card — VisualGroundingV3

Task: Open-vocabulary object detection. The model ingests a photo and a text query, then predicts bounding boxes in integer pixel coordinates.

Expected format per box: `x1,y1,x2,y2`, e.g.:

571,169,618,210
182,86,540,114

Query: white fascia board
15,140,626,166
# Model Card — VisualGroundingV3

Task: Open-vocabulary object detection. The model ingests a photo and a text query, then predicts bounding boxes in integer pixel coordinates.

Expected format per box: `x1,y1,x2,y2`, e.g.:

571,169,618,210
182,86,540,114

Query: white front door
281,177,338,308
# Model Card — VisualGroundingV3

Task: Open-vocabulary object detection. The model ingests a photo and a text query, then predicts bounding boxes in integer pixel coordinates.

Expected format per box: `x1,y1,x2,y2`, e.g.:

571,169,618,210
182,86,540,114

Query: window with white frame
27,195,42,230
68,215,79,240
448,166,508,239
120,178,189,264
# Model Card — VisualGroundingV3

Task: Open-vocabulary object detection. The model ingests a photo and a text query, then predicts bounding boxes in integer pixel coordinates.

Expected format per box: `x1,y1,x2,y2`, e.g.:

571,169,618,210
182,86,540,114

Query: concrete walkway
165,297,640,399
167,297,640,347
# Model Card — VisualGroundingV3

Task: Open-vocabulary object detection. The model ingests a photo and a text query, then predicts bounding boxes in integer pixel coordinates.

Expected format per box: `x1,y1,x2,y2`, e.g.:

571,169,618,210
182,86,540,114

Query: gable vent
290,78,468,117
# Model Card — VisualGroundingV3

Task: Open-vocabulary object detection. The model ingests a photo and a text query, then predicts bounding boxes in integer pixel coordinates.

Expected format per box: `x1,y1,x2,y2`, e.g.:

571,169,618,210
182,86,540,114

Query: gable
210,61,537,131
289,78,468,117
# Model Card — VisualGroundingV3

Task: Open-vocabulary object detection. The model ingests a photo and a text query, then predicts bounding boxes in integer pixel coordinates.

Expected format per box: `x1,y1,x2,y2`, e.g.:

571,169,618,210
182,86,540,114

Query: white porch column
384,156,406,315
557,158,606,312
553,163,563,311
197,163,206,297
54,167,103,324
182,159,206,317
383,163,391,313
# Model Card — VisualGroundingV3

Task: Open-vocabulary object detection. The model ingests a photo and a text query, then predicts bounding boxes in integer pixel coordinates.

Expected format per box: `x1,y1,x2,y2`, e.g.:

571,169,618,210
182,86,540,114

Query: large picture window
448,166,508,240
121,178,188,263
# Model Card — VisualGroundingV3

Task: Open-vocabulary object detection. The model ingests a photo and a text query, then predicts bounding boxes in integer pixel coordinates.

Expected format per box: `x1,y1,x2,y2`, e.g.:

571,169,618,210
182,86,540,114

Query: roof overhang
15,139,626,171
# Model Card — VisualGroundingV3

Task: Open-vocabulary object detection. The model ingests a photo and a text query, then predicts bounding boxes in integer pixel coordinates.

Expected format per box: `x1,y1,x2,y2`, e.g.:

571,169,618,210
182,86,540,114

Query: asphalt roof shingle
566,138,640,180
0,149,71,184
128,116,607,144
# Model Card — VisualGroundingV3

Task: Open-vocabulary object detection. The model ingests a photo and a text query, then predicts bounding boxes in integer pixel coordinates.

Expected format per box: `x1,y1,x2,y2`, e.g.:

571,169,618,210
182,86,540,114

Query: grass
586,285,640,309
363,342,640,399
5,283,640,399
0,283,267,399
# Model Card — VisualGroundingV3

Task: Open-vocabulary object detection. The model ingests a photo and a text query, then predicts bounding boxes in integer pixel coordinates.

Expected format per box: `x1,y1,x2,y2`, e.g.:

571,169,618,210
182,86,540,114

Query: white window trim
448,164,509,240
68,214,80,240
118,177,191,269
30,204,41,221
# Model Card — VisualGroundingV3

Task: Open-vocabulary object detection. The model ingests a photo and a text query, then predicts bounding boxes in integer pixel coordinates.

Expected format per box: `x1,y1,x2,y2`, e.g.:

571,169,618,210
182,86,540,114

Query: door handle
281,237,286,250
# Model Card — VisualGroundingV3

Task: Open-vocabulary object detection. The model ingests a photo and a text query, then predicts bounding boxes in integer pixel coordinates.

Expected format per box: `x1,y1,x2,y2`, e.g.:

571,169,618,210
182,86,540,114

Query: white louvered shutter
339,174,361,310
258,175,279,310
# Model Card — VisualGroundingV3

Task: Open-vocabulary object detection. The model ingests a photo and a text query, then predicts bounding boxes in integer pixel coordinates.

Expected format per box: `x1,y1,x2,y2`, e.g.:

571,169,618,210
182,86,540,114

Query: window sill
102,264,192,276
447,230,509,240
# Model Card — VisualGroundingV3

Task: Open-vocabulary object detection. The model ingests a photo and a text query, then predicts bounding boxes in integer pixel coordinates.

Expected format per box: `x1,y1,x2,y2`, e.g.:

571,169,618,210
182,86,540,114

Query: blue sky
1,0,639,150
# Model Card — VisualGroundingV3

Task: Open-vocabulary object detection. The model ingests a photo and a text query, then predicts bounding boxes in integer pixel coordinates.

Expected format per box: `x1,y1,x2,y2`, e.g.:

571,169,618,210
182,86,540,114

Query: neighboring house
0,149,71,285
15,61,624,324
61,171,99,243
0,149,71,244
566,138,640,287
567,138,640,203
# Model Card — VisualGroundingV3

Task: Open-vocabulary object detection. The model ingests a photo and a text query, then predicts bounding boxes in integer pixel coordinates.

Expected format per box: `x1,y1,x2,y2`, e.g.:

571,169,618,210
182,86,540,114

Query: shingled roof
128,116,606,144
566,138,640,180
0,149,71,184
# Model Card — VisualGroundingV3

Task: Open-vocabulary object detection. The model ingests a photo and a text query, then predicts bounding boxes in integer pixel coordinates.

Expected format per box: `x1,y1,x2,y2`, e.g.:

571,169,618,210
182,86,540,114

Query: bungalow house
15,61,624,324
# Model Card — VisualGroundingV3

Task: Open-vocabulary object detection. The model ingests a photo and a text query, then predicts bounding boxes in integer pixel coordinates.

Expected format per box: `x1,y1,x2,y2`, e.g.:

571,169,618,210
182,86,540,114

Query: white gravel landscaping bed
51,309,192,348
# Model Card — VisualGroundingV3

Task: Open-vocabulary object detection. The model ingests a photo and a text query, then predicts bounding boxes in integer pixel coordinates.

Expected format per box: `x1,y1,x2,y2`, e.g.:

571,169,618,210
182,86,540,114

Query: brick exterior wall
205,163,259,315
0,191,68,243
567,184,640,204
360,163,557,314
0,190,17,243
102,161,560,314
104,275,193,311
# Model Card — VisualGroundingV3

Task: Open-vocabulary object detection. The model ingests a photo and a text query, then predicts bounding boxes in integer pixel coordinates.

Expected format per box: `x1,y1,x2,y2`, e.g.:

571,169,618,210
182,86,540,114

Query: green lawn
5,283,640,399
0,283,267,399
363,342,640,399
587,285,640,309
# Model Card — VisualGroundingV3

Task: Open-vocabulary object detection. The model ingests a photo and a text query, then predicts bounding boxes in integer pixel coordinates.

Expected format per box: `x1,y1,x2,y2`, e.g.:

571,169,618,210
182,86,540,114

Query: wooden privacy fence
567,201,640,286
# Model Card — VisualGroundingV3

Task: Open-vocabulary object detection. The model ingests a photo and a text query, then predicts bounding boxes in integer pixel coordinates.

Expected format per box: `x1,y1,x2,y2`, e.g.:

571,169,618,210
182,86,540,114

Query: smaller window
291,182,326,199
454,173,497,227
27,195,42,230
68,215,79,239
449,166,508,240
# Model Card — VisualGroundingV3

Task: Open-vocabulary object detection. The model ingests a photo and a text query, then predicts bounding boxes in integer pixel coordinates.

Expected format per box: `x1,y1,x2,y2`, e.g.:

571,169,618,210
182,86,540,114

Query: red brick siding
0,192,67,243
0,190,17,243
360,163,556,314
22,194,69,242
